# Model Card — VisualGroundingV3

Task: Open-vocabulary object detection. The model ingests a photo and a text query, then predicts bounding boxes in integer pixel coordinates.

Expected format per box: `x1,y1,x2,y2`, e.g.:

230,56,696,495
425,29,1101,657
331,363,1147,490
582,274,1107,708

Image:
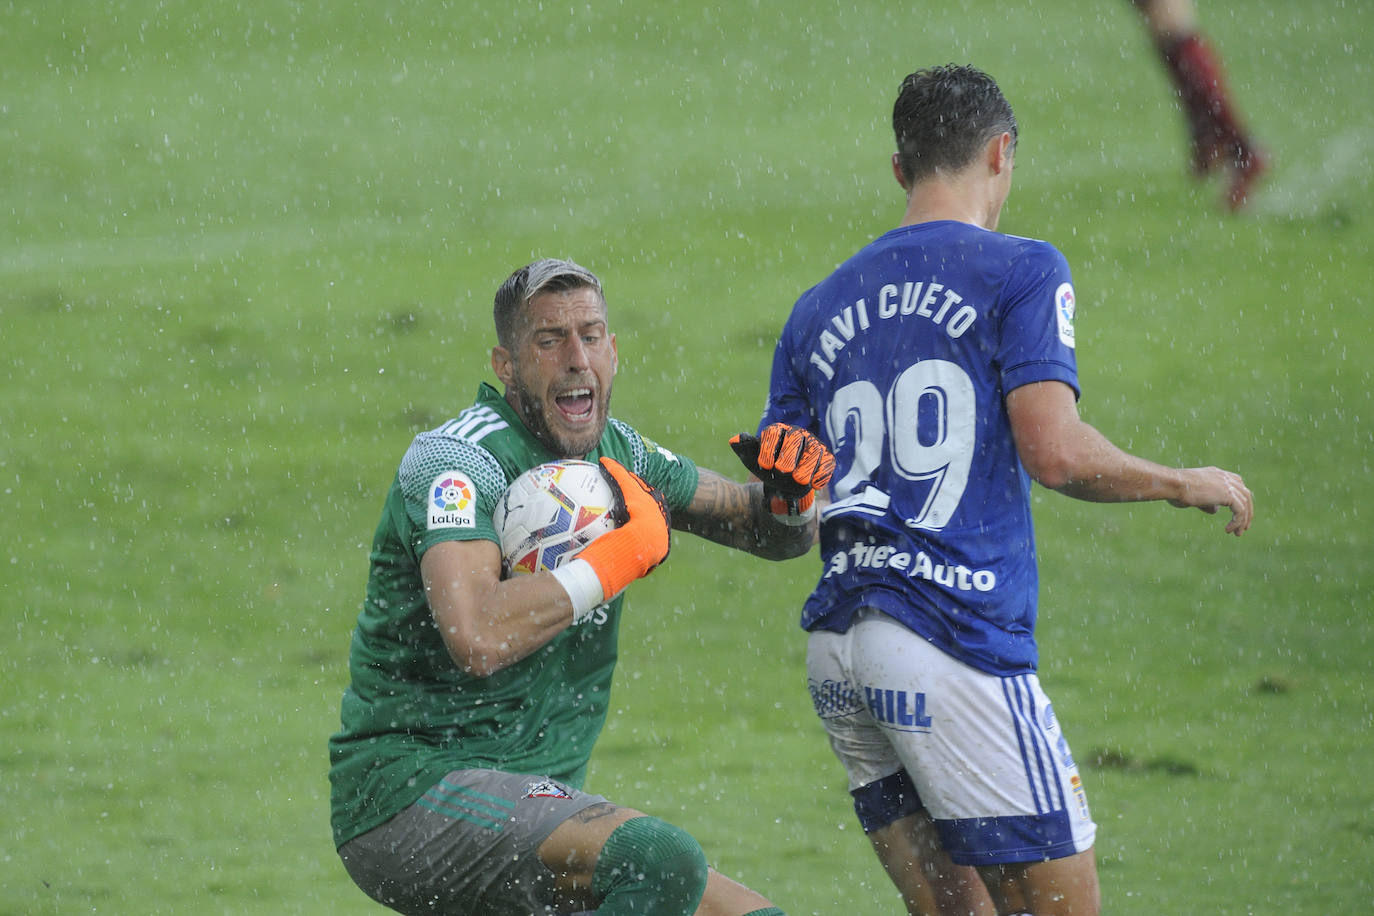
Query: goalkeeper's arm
550,458,672,619
421,458,671,677
729,423,836,523
672,424,835,560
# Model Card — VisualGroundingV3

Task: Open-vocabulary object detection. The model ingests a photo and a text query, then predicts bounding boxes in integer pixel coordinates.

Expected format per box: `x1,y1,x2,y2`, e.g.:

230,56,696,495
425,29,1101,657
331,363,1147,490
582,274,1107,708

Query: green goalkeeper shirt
328,383,699,849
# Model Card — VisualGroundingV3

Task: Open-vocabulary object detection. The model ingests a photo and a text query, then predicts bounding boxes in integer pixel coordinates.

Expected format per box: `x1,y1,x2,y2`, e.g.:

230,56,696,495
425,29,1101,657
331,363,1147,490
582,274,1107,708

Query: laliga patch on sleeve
1054,282,1076,349
428,471,477,530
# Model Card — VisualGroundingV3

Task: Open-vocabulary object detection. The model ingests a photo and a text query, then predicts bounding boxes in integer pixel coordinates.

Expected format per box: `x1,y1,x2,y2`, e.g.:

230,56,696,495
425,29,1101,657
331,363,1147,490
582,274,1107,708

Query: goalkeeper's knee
592,815,708,915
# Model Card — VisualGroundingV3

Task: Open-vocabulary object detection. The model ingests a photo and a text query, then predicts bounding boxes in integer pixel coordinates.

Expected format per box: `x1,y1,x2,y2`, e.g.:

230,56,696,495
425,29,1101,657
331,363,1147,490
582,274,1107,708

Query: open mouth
554,387,595,421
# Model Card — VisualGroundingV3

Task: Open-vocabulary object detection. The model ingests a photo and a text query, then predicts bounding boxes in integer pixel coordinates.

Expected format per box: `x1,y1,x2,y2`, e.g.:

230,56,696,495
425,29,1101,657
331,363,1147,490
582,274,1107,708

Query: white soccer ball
494,460,624,576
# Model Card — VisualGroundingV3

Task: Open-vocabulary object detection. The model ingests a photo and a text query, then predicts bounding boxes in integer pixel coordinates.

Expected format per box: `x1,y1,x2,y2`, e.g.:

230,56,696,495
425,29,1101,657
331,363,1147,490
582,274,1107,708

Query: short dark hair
892,64,1018,185
493,258,604,349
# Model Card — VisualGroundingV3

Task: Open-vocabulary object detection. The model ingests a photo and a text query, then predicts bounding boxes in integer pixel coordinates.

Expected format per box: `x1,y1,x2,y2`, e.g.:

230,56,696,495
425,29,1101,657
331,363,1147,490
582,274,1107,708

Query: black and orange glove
729,423,835,523
574,457,671,600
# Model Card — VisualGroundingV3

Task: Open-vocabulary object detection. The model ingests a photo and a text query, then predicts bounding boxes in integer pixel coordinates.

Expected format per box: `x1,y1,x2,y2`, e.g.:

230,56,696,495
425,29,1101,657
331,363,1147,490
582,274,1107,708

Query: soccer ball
494,460,624,576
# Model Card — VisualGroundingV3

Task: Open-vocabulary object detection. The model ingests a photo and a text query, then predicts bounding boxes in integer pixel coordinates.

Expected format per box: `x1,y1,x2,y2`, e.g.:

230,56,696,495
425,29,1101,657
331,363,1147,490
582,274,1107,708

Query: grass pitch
3,1,1372,913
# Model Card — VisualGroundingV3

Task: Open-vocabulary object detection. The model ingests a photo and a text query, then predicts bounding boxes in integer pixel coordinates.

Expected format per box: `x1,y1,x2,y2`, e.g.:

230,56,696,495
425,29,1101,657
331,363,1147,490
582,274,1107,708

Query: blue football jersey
761,221,1080,676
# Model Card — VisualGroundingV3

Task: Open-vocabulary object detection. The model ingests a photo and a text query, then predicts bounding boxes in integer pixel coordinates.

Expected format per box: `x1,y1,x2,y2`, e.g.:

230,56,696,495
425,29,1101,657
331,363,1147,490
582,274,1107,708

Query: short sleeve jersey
760,221,1079,677
328,383,699,849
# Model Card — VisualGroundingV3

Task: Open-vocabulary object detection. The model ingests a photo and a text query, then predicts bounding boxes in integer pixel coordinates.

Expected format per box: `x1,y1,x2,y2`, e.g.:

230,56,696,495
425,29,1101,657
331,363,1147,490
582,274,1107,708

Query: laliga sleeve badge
1055,282,1076,349
428,471,477,530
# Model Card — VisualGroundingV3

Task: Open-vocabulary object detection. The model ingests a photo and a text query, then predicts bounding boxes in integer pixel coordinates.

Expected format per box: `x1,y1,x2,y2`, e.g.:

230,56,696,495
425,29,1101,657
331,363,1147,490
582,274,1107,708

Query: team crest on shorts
523,779,573,800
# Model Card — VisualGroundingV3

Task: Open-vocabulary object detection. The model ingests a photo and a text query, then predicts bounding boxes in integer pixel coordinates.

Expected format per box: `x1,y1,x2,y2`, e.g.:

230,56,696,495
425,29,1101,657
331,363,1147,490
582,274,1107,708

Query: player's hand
730,424,835,518
576,458,671,599
1168,466,1254,536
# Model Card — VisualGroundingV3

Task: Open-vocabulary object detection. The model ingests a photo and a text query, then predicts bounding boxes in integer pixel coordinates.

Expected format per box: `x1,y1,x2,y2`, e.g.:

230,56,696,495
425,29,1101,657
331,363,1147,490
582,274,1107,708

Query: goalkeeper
328,257,833,916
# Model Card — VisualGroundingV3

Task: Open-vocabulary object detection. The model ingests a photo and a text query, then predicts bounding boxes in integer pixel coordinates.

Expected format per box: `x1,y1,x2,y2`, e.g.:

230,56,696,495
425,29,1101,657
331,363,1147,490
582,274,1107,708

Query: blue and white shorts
806,609,1097,866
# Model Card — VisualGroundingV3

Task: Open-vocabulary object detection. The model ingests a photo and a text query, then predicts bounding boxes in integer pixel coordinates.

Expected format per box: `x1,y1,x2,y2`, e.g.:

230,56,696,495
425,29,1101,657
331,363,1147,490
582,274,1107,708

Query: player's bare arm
1007,379,1253,535
423,458,673,678
673,467,816,560
421,538,580,677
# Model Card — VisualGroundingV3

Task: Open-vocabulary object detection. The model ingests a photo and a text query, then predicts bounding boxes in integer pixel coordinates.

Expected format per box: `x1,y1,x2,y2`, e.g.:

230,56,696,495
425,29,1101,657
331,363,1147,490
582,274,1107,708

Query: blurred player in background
755,65,1253,914
329,258,833,916
1131,0,1269,210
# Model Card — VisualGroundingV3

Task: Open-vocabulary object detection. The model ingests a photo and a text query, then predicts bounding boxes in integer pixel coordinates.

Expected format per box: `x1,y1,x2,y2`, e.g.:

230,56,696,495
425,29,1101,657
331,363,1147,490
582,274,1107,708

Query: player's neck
898,179,999,230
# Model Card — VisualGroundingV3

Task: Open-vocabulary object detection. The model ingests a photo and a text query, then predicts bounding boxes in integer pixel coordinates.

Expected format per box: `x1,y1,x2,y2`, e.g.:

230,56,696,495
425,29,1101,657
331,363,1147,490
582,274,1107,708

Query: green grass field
4,1,1371,913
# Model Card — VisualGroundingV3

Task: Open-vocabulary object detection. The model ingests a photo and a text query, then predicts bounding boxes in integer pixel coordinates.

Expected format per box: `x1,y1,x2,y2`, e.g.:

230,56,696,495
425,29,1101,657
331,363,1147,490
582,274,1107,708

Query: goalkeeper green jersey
329,383,699,848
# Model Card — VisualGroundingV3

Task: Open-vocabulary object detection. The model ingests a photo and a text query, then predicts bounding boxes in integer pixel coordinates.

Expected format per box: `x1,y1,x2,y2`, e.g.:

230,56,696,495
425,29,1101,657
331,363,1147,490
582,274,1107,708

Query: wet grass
3,1,1372,913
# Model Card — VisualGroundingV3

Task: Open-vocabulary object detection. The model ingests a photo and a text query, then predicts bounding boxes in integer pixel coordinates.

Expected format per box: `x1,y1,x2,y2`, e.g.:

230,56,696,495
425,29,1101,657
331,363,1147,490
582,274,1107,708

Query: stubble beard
509,378,610,459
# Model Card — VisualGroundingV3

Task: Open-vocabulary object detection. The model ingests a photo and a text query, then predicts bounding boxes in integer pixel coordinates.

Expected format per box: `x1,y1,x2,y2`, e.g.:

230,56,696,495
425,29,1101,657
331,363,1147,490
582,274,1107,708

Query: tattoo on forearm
695,473,753,526
678,469,815,559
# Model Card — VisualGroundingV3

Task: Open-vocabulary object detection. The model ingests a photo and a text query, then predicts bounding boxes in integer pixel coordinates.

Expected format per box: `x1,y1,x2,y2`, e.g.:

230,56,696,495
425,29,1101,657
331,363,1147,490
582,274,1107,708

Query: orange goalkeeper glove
572,457,671,601
729,423,835,522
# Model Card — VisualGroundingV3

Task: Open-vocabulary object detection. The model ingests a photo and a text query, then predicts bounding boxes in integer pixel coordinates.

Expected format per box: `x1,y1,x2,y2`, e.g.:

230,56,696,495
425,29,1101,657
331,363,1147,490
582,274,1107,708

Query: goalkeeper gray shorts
338,768,607,916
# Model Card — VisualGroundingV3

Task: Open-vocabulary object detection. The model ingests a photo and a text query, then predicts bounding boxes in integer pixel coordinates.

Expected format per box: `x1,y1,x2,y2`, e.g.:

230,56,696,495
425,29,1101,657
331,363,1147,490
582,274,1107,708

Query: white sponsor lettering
823,543,996,593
